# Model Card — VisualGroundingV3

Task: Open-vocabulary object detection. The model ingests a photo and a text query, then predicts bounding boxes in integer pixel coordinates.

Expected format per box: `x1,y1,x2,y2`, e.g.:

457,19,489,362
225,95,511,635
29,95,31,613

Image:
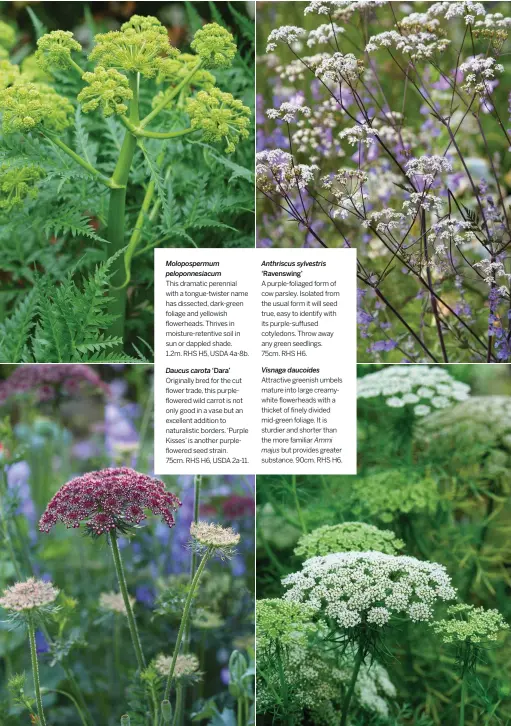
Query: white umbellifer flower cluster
266,26,306,53
339,123,376,146
427,218,474,255
459,56,504,96
307,23,344,47
365,208,406,233
474,13,511,29
276,54,329,82
402,193,444,217
154,653,201,680
305,0,386,18
190,521,240,549
427,1,485,21
282,551,457,629
357,365,471,417
266,101,311,123
365,30,450,59
473,259,511,292
0,578,59,612
315,52,362,84
256,149,319,194
405,155,452,185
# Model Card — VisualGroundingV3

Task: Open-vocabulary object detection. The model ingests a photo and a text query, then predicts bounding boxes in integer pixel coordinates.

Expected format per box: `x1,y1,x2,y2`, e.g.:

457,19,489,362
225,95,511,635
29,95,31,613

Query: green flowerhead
190,23,237,69
89,16,178,78
294,522,405,559
35,30,82,71
187,88,250,153
257,598,316,650
78,66,133,117
0,164,45,211
433,604,509,645
0,21,16,52
0,59,20,90
157,53,216,90
0,81,74,134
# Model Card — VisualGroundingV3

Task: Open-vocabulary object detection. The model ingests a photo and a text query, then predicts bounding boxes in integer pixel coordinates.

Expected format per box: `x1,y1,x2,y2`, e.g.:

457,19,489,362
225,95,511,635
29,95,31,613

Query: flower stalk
28,612,47,726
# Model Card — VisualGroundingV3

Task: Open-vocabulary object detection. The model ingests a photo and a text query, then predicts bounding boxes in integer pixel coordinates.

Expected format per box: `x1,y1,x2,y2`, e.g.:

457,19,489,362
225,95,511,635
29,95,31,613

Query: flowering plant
258,0,511,362
0,5,253,362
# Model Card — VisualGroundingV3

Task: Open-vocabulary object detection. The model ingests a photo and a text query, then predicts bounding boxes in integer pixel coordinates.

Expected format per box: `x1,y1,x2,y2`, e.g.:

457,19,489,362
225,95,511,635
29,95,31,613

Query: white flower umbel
365,30,450,60
405,155,452,185
339,123,376,147
266,26,306,53
282,551,456,629
427,2,485,22
459,56,504,96
307,23,344,47
266,101,311,123
256,149,319,195
357,365,470,417
315,52,362,84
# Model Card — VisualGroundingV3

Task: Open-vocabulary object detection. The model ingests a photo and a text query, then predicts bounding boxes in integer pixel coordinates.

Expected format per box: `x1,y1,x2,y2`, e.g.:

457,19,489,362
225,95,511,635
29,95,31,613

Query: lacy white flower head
432,603,509,645
315,52,362,84
428,218,474,253
357,365,471,417
99,591,134,616
304,0,387,19
459,56,504,96
154,653,202,683
473,259,511,289
365,30,450,60
405,156,453,185
339,123,376,147
474,13,511,30
427,1,486,22
266,101,311,124
294,522,405,559
190,521,240,557
366,208,406,233
282,551,456,630
266,26,306,53
307,23,345,47
0,578,59,613
276,53,329,83
402,193,444,218
256,149,318,195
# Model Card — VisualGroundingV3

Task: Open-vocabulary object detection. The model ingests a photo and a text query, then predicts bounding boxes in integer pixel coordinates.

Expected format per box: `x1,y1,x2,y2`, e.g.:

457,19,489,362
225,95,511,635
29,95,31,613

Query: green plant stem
291,474,307,534
68,57,85,76
140,60,204,128
340,641,365,726
120,117,195,139
171,685,183,726
164,546,212,700
459,676,467,726
106,72,140,345
28,613,47,726
237,697,243,726
43,134,113,188
42,688,88,726
109,531,146,671
184,474,202,652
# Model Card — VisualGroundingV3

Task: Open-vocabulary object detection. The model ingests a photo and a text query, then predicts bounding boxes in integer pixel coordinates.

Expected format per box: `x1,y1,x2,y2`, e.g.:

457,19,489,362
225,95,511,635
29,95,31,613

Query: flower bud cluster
0,81,73,134
35,30,82,71
294,522,405,559
0,164,45,211
78,66,133,117
190,23,237,69
186,88,250,153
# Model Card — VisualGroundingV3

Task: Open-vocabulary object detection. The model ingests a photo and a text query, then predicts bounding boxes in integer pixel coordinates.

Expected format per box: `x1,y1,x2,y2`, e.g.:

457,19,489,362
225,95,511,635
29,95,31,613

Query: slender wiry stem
42,688,88,726
109,531,146,671
171,686,183,726
28,613,47,726
164,546,212,700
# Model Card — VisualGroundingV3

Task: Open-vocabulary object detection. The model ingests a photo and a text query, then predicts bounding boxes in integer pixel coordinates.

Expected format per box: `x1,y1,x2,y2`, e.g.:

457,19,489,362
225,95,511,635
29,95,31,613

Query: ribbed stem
106,73,139,346
164,547,212,700
109,531,146,671
459,676,467,726
28,613,47,726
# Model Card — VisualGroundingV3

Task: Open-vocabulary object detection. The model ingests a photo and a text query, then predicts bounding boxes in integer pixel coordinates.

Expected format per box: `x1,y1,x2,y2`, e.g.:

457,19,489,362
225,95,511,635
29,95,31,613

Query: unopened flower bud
161,700,172,723
120,715,130,726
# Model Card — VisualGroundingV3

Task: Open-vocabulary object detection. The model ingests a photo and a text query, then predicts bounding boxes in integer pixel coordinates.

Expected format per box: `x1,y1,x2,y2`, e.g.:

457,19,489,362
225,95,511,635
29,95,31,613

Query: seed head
154,653,202,681
190,521,240,551
39,467,181,536
0,164,45,211
190,23,237,69
0,578,59,612
99,591,134,615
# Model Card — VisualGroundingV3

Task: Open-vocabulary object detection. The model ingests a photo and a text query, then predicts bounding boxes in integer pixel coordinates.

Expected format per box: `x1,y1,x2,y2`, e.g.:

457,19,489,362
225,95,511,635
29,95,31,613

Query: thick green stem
106,73,140,345
459,676,467,726
171,686,183,726
109,531,146,671
340,641,364,726
164,547,212,700
28,613,47,726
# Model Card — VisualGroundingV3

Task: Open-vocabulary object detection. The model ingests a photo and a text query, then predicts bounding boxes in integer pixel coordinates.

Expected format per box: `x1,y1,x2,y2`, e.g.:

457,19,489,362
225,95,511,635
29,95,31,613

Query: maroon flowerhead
39,467,181,537
0,364,110,405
